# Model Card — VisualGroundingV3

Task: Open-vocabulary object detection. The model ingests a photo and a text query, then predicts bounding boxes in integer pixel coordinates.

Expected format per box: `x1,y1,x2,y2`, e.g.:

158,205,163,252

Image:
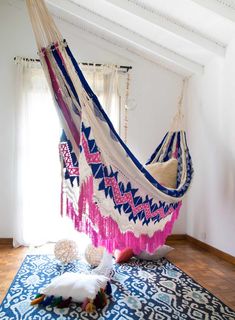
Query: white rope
170,78,188,132
124,73,130,143
26,0,62,49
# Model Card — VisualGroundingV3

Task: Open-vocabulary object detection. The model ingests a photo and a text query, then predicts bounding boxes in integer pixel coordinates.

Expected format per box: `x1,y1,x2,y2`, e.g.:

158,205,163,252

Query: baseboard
186,235,235,265
0,238,13,245
0,235,234,265
0,236,186,245
166,234,187,241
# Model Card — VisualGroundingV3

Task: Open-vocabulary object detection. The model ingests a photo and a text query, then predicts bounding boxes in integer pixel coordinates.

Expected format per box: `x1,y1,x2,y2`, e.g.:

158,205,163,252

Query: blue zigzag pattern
81,124,179,225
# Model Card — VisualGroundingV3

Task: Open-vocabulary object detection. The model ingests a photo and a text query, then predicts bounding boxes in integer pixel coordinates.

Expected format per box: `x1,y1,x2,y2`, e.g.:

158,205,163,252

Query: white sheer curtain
13,59,68,247
81,64,128,138
13,59,128,247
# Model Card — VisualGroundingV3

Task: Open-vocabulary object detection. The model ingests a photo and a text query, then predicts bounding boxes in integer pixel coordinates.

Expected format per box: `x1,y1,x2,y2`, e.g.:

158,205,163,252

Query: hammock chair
26,0,193,254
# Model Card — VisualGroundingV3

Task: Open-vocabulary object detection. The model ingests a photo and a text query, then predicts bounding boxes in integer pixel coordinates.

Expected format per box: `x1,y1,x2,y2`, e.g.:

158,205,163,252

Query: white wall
0,1,185,237
186,41,235,256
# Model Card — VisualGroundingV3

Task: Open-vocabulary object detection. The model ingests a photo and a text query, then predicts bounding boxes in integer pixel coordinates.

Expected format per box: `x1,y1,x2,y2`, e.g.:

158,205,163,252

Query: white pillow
146,158,178,188
41,272,108,303
136,245,174,261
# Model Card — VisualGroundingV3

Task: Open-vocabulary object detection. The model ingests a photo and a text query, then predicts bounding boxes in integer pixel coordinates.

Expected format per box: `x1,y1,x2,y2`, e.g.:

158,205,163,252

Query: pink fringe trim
64,176,182,254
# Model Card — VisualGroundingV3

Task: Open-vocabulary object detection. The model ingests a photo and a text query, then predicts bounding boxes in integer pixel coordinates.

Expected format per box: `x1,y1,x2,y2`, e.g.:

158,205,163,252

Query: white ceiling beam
53,13,191,77
107,0,225,57
47,0,204,74
192,0,235,22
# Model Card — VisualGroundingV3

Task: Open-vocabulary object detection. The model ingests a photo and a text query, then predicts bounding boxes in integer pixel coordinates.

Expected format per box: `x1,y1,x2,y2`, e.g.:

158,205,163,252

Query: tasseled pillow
41,272,108,303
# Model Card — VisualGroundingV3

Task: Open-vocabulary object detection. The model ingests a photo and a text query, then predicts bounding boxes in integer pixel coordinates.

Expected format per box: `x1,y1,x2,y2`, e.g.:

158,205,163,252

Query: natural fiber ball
54,239,78,264
85,244,104,267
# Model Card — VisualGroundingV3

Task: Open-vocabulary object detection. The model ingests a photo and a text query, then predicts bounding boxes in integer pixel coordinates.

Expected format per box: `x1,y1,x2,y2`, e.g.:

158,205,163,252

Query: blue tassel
105,281,112,295
40,295,54,307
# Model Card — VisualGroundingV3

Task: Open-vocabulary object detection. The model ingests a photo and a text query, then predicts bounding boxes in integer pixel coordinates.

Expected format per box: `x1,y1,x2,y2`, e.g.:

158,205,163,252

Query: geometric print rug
0,255,234,320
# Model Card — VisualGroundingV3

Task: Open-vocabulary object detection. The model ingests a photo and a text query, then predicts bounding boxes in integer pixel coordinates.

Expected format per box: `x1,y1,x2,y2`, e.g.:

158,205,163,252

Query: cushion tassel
30,294,45,305
93,291,103,309
105,281,112,295
57,297,72,308
85,299,96,313
51,296,63,307
40,295,54,307
94,289,107,309
82,298,89,311
100,288,107,306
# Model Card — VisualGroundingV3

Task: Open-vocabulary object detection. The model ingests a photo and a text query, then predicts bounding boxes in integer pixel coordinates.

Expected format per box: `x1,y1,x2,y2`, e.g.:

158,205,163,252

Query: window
14,58,129,246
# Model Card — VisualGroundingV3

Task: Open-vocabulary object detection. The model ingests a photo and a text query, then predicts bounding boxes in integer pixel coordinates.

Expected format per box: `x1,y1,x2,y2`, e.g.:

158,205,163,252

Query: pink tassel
65,175,181,254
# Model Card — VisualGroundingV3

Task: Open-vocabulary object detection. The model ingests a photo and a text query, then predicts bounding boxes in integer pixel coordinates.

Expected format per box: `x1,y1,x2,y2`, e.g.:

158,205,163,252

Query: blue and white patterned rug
0,255,234,320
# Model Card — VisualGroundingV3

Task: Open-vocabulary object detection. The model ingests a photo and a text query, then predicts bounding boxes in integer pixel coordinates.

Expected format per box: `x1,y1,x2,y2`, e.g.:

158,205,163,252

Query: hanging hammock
26,0,193,254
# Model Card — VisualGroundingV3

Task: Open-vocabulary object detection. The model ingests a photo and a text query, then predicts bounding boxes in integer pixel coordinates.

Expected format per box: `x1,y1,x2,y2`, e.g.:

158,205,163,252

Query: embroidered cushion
41,272,108,302
146,158,178,188
136,245,173,261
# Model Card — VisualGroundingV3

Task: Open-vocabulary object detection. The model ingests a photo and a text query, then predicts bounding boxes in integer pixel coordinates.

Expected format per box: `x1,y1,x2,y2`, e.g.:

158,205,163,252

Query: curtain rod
13,57,132,72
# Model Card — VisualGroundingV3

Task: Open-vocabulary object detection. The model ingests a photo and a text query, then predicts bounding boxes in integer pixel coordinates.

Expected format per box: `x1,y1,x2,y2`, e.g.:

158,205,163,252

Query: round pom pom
54,239,79,264
85,244,104,267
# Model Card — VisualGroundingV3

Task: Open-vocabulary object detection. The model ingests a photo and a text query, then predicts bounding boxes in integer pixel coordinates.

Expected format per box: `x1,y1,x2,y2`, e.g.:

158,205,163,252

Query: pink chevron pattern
68,189,181,254
82,132,101,163
59,142,79,176
82,132,176,221
104,176,173,220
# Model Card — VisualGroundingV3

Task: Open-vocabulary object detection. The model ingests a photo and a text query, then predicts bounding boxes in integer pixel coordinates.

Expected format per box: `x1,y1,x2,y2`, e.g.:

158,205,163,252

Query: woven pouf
85,244,104,267
54,239,79,264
